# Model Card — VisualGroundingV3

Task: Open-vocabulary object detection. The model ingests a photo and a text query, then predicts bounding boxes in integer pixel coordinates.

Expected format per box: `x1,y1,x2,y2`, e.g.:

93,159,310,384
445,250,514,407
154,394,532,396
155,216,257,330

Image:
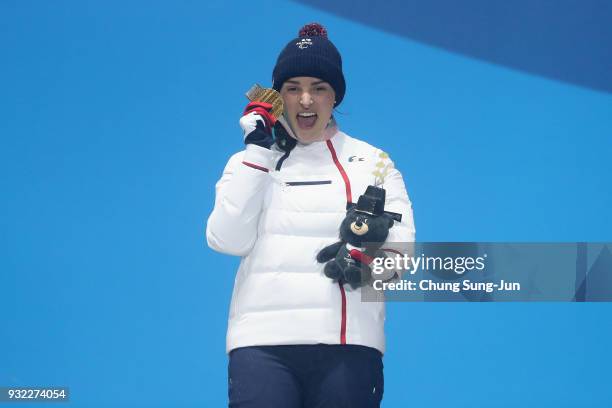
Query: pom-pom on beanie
272,23,346,107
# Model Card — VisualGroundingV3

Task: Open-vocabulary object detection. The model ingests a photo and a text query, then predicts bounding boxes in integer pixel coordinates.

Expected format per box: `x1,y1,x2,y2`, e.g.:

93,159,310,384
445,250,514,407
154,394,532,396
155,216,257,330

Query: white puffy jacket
207,129,416,354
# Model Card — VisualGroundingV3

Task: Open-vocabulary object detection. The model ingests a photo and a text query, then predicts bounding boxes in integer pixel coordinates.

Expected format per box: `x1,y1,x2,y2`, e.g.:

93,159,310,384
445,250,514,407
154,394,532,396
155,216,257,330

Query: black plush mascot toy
317,186,402,288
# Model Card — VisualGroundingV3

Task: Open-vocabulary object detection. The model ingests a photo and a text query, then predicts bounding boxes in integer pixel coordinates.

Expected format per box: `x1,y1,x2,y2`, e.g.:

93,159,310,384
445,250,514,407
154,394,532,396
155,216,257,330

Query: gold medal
245,84,284,120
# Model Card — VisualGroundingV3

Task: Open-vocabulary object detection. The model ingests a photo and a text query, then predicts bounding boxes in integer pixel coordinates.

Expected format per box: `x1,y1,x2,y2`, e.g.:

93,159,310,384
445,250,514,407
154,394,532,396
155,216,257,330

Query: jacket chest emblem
372,151,394,185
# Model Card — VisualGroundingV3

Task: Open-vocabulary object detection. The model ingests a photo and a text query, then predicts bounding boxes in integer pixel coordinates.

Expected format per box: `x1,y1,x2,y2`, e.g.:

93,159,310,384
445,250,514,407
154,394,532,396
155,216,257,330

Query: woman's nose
300,92,313,107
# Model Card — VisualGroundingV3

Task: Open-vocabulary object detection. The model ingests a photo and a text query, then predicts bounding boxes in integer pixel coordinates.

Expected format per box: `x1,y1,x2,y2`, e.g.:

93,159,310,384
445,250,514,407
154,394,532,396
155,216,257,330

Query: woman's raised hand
239,101,277,149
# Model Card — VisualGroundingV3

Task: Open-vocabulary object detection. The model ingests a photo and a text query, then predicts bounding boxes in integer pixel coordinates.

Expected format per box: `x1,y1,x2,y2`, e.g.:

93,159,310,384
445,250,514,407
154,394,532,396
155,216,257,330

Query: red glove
242,102,277,132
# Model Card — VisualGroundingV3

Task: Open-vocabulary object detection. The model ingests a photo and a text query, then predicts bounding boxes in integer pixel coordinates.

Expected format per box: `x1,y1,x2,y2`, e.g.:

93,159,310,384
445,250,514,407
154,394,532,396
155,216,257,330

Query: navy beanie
272,23,346,107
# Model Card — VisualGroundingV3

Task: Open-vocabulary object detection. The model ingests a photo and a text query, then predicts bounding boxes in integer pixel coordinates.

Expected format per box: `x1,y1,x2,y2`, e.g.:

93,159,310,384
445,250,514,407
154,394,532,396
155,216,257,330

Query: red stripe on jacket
326,139,351,345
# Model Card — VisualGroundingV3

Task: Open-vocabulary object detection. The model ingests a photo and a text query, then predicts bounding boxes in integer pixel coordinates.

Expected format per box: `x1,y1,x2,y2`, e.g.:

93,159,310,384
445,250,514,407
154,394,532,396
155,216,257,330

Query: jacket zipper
326,139,351,344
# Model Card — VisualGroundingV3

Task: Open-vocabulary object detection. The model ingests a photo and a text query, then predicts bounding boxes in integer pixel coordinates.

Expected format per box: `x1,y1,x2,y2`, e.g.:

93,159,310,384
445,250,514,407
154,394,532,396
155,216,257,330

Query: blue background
1,0,611,406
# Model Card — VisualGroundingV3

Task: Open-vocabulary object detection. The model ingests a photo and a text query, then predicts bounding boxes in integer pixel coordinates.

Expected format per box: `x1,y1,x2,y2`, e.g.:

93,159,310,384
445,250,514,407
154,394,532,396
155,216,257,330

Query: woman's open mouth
296,112,317,129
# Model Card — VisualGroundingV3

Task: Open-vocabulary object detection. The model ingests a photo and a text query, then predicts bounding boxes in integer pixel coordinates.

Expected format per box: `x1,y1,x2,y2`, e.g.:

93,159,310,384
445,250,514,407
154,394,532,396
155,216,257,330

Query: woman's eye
315,86,328,92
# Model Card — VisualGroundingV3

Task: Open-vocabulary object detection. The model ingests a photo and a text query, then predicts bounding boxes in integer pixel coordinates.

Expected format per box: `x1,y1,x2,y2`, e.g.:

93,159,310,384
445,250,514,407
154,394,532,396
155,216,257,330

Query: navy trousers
228,344,384,408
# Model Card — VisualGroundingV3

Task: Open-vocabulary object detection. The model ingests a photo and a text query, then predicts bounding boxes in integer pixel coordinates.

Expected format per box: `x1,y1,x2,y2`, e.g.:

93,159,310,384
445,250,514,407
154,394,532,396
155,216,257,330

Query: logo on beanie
296,38,313,49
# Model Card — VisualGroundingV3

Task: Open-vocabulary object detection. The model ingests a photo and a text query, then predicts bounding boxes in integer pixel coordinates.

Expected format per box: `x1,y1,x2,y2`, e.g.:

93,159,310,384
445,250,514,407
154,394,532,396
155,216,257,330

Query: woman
207,23,416,408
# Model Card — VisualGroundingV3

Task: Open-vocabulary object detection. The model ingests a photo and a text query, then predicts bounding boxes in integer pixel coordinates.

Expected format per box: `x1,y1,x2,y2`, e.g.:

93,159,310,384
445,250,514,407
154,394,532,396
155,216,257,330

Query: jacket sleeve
376,153,416,281
206,144,277,256
383,166,416,244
